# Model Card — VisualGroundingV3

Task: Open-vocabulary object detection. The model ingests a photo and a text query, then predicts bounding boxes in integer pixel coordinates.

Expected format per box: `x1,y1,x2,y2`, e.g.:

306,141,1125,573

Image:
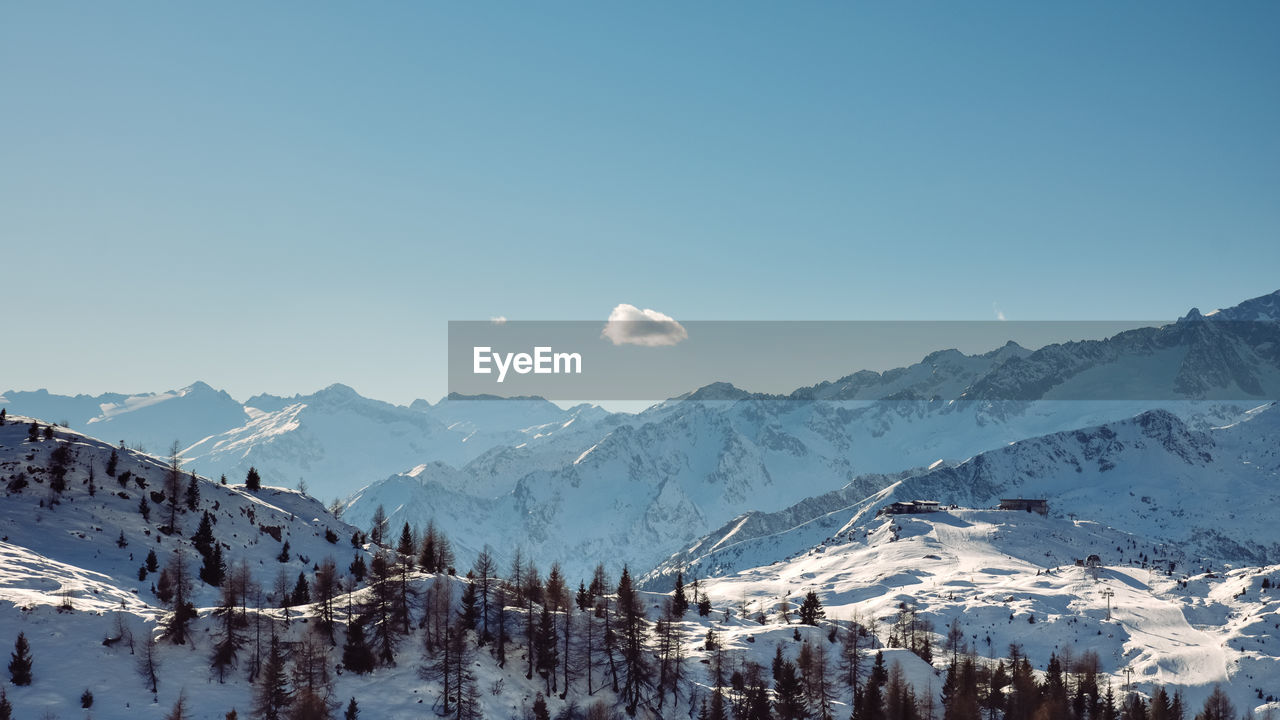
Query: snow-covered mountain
6,291,1280,583
346,292,1280,580
629,403,1280,709
644,402,1280,586
0,382,250,457
0,383,607,503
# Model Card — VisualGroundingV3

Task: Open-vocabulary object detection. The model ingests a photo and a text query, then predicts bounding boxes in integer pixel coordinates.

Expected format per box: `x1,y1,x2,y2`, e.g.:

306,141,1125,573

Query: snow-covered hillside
646,402,1280,585
674,506,1280,716
0,416,370,608
0,414,909,720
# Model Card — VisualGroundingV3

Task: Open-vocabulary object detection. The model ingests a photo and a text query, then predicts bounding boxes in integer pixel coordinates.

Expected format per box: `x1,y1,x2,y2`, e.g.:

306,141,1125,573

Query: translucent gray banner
447,319,1280,402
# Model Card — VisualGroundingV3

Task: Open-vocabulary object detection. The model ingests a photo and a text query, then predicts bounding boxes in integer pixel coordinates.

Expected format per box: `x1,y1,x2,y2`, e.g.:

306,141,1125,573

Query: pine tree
117,530,129,548
369,505,387,546
193,511,216,558
245,466,261,491
27,421,39,442
211,575,245,683
163,441,184,535
0,408,6,425
349,555,367,582
345,697,359,720
699,596,713,617
397,522,415,559
709,687,729,720
800,590,825,625
774,657,806,720
536,604,559,695
459,578,479,631
314,557,340,643
139,495,151,521
615,566,651,714
472,547,497,644
672,571,689,616
291,572,311,606
160,550,197,644
532,692,551,720
137,633,162,695
186,472,200,511
253,631,292,720
146,549,160,573
278,541,291,563
8,632,32,685
106,447,119,476
342,620,376,674
1195,686,1235,720
201,544,227,587
0,687,11,720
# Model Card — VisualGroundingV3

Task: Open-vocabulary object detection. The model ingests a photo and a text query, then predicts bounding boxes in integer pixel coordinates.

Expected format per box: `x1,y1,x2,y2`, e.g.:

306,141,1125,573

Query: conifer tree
459,578,479,631
193,511,216,558
201,544,227,587
314,557,340,643
0,687,11,720
163,441,184,535
160,550,197,644
800,590,825,625
397,522,415,560
368,505,387,546
672,571,689,616
615,566,651,714
345,697,359,720
774,657,806,720
709,687,729,720
1195,686,1235,720
278,541,291,563
253,631,292,720
8,632,32,685
186,472,200,511
106,447,118,476
291,572,311,606
211,575,245,683
341,620,376,675
137,633,162,695
472,547,497,644
532,693,550,720
245,466,261,491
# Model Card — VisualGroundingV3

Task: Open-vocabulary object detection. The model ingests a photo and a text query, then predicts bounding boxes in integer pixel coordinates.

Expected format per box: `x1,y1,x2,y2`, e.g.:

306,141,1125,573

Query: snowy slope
680,507,1280,716
646,402,1280,586
0,415,901,720
0,416,371,607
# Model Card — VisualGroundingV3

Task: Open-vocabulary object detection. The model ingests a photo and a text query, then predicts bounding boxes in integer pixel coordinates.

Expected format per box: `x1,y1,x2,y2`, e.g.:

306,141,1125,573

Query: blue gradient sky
2,3,1278,404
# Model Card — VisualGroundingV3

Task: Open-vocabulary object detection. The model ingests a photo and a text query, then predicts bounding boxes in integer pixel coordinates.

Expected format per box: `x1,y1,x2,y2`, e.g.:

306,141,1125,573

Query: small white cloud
993,303,1007,322
601,304,688,347
490,316,508,325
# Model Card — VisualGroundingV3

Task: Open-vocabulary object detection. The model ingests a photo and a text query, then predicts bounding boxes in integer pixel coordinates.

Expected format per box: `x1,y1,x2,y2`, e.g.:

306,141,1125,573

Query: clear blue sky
2,2,1278,404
